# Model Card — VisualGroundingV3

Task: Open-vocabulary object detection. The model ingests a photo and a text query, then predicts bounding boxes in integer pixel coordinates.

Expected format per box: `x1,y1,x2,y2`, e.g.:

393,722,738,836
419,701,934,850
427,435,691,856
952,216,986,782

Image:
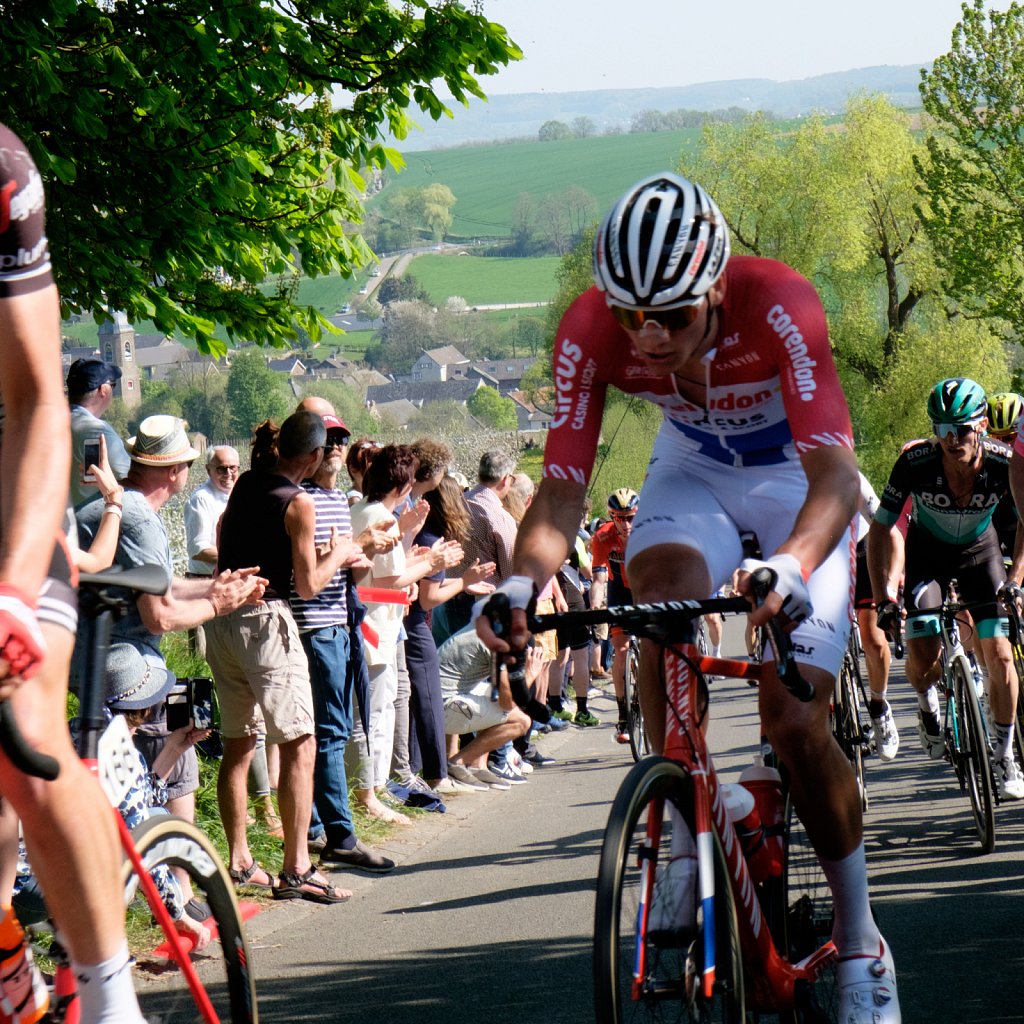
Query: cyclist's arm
867,519,901,605
1010,448,1024,569
751,445,858,623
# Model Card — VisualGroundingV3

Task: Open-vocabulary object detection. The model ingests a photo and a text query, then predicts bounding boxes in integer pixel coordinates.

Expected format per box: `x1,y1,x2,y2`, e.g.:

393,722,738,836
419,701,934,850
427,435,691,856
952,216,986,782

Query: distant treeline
538,106,769,141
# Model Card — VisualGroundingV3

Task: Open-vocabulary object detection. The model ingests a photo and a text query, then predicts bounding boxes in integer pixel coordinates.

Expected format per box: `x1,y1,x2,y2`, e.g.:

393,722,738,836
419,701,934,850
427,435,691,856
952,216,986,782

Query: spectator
67,357,131,508
348,445,461,822
289,412,398,873
345,438,380,504
397,444,495,799
184,445,240,579
439,450,518,641
205,411,356,903
439,626,538,790
75,416,263,831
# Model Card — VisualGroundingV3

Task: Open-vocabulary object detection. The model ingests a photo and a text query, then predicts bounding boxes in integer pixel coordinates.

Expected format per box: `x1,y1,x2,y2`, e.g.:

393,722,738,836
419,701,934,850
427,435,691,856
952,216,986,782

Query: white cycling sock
820,842,880,957
712,644,721,659
73,941,146,1024
916,687,940,716
992,720,1014,762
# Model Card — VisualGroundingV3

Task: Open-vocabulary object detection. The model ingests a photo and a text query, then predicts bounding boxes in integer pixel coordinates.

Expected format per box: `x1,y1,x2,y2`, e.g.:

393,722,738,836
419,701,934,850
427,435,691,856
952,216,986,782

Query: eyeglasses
608,300,705,332
214,465,240,475
932,420,983,440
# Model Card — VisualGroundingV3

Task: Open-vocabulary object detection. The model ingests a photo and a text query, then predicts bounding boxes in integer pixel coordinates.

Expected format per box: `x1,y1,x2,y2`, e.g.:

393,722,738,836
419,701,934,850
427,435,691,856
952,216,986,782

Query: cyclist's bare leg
904,635,942,692
609,630,629,701
981,634,1018,727
704,612,723,654
1,626,144,1021
857,606,891,701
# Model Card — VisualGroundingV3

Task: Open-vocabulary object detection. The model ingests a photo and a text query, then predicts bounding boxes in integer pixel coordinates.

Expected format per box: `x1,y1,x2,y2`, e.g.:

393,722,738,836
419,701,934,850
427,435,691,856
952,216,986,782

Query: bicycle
9,564,259,1023
623,634,648,762
833,621,871,812
999,588,1024,773
900,584,996,854
493,578,841,1023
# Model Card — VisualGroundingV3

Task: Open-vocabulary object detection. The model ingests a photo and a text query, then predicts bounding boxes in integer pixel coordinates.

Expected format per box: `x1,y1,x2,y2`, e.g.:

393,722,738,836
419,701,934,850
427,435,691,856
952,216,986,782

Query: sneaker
916,708,943,760
320,838,395,873
994,755,1024,800
591,668,611,680
532,721,552,735
871,704,900,762
471,766,512,790
574,709,600,727
508,750,533,775
308,831,328,854
648,854,697,941
551,708,575,722
837,939,900,1024
523,748,555,767
433,775,478,794
405,775,443,801
446,761,489,791
614,723,630,745
545,716,568,731
488,759,529,784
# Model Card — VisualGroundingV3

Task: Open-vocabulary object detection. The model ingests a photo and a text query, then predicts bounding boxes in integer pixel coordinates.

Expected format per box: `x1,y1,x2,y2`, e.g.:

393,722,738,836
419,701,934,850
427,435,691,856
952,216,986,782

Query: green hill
405,253,560,305
374,129,705,239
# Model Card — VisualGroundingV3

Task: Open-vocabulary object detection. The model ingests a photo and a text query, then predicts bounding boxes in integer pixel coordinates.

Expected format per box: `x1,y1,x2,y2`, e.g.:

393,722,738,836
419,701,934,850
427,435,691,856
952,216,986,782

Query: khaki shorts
204,602,315,744
534,597,558,662
443,680,510,735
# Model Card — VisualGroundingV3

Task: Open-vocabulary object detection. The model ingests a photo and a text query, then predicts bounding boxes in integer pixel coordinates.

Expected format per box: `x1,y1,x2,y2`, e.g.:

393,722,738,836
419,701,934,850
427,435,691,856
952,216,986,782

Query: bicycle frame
657,638,835,1011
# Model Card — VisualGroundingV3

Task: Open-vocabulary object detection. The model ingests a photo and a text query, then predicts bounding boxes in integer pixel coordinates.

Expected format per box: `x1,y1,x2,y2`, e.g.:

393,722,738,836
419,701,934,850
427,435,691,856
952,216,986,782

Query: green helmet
927,378,987,425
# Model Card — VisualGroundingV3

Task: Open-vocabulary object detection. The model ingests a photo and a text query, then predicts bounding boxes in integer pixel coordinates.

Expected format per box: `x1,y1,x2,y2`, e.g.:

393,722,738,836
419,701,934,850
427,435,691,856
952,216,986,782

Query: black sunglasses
608,300,705,332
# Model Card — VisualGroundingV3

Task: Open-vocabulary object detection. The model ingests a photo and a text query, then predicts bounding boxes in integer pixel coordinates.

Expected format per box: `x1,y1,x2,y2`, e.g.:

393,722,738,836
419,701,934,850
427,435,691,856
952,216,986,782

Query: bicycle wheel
779,796,838,1024
594,757,744,1024
125,815,258,1023
625,640,649,762
833,653,868,812
950,657,996,853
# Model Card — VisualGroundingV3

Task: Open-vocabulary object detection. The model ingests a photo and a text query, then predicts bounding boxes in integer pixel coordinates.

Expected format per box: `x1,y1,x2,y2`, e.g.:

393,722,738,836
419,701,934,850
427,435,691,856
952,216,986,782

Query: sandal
273,868,351,905
229,860,276,891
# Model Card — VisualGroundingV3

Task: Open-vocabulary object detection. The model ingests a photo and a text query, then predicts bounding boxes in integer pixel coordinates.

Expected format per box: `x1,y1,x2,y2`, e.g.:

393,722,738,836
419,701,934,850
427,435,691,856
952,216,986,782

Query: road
138,619,1024,1023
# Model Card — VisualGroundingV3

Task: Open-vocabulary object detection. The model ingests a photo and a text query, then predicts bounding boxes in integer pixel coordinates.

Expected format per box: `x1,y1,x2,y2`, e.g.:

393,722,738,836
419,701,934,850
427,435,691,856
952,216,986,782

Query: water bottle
720,781,777,884
738,755,785,878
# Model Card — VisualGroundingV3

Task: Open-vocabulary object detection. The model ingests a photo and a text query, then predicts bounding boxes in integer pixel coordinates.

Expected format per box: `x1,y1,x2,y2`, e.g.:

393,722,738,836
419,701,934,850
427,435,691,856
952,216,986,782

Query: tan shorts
204,602,315,744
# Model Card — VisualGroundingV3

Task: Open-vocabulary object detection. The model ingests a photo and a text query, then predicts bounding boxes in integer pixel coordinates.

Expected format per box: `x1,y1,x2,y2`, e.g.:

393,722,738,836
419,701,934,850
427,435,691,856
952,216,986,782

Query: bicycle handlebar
0,564,172,781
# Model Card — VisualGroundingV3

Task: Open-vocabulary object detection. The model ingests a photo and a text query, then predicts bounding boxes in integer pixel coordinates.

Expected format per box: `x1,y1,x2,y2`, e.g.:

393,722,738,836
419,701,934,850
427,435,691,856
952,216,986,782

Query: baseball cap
67,358,122,394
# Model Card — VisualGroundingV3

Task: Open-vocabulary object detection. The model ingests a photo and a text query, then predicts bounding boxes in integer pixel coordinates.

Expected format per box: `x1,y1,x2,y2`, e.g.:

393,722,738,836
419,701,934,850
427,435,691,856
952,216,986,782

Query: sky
479,0,1014,94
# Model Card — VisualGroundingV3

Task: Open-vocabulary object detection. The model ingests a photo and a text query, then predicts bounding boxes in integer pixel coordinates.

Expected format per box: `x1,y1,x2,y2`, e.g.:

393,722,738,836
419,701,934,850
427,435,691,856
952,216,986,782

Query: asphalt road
138,621,1024,1024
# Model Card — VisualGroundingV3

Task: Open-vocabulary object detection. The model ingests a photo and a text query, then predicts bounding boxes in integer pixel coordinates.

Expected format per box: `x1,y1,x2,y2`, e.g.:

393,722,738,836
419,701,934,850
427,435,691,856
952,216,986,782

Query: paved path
139,622,1024,1023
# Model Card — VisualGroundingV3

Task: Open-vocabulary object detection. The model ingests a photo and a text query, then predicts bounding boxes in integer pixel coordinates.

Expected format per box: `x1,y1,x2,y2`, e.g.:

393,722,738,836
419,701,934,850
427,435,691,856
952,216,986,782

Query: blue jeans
301,625,355,845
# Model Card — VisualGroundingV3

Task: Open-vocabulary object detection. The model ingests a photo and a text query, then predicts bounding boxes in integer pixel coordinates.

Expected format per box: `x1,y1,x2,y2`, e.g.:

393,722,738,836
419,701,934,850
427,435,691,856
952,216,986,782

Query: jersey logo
767,304,817,401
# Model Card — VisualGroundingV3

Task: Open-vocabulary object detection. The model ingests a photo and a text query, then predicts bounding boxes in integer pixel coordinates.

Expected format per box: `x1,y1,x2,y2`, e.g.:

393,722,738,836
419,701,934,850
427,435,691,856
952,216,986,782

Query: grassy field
405,252,560,305
376,129,705,238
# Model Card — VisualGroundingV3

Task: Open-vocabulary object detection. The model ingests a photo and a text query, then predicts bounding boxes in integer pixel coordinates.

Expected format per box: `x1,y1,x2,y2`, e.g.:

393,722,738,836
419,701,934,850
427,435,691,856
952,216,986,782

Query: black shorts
853,538,873,610
556,584,590,652
904,523,1006,628
37,532,77,634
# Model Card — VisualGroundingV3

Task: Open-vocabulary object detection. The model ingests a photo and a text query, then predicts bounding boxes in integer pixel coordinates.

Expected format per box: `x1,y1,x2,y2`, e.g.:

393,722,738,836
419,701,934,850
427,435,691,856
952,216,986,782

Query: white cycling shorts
626,429,852,676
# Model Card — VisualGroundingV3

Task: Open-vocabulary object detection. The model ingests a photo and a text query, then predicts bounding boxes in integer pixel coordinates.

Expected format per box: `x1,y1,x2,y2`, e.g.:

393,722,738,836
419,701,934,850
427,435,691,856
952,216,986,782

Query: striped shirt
289,483,350,631
455,484,517,585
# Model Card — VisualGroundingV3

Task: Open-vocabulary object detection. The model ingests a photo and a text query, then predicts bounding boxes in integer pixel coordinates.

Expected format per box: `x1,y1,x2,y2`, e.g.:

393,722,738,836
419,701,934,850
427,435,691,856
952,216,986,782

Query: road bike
6,564,258,1023
1000,589,1024,773
494,579,841,1023
623,634,648,762
901,585,996,854
832,622,872,812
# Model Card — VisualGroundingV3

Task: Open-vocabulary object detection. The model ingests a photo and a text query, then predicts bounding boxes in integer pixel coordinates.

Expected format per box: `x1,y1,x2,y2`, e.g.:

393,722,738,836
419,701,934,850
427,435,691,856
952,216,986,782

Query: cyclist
855,473,902,761
477,172,900,1023
589,488,639,738
0,124,146,1022
986,392,1024,557
868,378,1024,799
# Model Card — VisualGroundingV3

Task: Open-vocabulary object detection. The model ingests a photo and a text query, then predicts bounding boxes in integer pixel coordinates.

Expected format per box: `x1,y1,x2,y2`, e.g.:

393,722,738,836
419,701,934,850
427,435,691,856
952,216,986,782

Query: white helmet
593,172,730,309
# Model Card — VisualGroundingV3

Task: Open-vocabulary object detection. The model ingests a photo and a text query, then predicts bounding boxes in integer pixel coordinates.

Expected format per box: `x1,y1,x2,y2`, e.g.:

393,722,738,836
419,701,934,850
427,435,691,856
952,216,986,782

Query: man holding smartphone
67,358,130,508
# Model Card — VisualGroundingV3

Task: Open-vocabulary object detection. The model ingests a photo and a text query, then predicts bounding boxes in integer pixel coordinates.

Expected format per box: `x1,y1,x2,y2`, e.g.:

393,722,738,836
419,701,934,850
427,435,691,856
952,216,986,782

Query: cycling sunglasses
932,419,984,440
608,299,705,332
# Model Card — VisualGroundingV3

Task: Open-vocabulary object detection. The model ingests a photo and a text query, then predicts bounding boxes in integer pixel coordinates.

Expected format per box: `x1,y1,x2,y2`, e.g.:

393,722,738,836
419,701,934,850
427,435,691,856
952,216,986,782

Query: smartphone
165,684,190,731
81,436,102,484
189,677,214,731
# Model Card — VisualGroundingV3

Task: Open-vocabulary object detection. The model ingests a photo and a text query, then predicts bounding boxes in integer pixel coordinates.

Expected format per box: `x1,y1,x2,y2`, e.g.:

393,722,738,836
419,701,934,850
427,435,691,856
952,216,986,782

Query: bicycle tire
594,757,744,1024
951,657,996,853
625,639,649,763
833,653,868,812
778,795,838,1024
124,815,258,1023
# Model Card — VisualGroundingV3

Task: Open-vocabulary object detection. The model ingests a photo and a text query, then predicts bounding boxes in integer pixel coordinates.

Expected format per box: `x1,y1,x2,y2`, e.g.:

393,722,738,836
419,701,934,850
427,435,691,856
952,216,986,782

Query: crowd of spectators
44,357,615,916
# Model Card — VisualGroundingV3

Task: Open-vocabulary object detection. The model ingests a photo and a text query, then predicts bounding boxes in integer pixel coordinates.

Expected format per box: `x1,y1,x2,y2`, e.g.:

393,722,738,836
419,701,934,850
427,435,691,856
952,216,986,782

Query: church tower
98,311,141,409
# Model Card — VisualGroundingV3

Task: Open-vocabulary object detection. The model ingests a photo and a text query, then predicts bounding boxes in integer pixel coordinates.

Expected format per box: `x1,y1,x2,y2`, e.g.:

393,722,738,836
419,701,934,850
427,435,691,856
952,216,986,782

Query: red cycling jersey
590,520,630,592
543,255,853,484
